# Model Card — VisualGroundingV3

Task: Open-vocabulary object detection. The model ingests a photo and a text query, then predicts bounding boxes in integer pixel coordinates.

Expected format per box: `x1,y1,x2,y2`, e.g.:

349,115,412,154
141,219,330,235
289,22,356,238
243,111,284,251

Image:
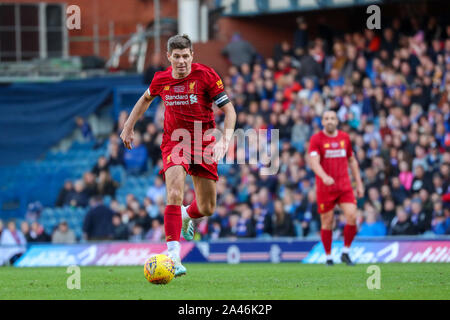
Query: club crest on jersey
188,81,196,93
173,85,185,93
164,85,170,91
340,140,345,148
216,79,224,90
324,143,330,148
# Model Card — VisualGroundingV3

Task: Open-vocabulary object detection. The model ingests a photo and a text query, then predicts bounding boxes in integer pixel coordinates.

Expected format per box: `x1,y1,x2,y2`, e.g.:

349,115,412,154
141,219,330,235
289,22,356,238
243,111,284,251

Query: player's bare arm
120,90,155,149
213,101,236,162
308,154,335,186
348,155,364,198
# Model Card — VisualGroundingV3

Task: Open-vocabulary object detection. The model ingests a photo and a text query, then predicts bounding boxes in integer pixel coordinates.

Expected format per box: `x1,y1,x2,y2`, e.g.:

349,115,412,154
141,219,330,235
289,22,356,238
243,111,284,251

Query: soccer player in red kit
308,110,364,266
120,35,236,276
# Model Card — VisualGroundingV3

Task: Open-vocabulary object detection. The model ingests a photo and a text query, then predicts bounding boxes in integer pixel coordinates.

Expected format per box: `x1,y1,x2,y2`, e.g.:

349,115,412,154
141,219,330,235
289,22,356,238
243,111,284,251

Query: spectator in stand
129,224,144,242
389,206,417,235
391,176,409,205
123,132,148,174
145,218,164,242
0,221,26,264
209,205,232,239
399,161,414,191
52,221,76,244
295,190,319,237
55,180,74,207
235,205,255,238
97,170,119,198
75,116,94,141
143,53,165,84
272,200,296,237
108,140,125,166
112,214,129,240
28,222,51,242
293,16,309,54
115,111,129,135
146,176,166,203
92,156,110,176
222,32,257,67
135,207,152,233
82,196,114,241
411,165,433,194
65,180,89,208
20,221,31,242
83,172,98,199
1,220,26,246
358,204,387,237
142,123,161,165
298,42,324,83
410,199,431,234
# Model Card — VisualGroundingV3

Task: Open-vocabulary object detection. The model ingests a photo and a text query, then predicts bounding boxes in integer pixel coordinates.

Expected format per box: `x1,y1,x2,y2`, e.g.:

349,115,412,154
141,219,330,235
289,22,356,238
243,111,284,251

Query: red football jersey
308,130,354,192
148,63,225,140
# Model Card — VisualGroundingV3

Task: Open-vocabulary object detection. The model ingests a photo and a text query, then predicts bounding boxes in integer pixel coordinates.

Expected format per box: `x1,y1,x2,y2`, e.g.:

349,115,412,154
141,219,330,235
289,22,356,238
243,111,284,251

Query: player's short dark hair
322,109,337,118
167,34,193,53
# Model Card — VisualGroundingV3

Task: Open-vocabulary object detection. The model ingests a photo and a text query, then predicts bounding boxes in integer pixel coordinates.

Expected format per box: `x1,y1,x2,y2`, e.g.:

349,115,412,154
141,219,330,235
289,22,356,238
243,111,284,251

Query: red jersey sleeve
308,134,321,158
204,67,225,99
148,72,164,97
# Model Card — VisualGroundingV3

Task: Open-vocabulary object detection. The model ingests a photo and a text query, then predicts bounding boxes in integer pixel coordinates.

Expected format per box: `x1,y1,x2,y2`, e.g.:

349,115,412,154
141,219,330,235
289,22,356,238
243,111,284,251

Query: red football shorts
159,138,219,182
316,187,356,214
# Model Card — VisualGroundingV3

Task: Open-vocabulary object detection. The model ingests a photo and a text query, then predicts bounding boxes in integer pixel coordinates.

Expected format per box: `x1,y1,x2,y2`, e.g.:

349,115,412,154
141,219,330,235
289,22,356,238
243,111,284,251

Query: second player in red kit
308,110,364,266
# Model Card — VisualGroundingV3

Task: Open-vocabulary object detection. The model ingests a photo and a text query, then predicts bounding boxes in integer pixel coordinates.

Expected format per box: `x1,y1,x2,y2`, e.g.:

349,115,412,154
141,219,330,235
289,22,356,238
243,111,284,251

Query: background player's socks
343,224,357,249
320,229,333,256
187,198,204,219
164,205,182,242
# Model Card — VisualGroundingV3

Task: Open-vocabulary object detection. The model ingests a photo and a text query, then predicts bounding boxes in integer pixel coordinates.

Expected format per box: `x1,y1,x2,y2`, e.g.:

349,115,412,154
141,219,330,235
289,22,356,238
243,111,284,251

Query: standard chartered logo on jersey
164,94,198,105
170,121,279,175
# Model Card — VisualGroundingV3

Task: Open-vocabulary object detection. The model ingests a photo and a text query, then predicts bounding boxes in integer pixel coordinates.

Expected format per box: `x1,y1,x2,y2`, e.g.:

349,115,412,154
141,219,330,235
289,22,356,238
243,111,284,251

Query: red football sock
344,224,357,248
321,229,333,255
187,198,203,219
164,205,182,242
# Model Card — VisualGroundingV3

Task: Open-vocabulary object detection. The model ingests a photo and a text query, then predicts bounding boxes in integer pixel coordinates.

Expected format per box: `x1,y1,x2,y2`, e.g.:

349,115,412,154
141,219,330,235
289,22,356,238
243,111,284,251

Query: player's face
167,48,193,77
322,111,338,134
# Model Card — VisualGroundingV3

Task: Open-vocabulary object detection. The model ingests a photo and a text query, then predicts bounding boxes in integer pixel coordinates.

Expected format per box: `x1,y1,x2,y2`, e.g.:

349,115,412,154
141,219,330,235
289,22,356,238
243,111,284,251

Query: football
144,254,175,285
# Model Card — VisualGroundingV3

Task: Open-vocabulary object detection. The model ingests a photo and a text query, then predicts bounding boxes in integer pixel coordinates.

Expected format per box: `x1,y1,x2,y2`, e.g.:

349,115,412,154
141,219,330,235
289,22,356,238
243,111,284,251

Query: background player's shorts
316,187,356,214
159,140,219,181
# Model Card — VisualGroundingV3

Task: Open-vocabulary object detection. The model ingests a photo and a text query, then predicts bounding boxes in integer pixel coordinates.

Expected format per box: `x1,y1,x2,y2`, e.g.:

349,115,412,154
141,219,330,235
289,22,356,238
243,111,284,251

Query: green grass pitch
0,263,448,300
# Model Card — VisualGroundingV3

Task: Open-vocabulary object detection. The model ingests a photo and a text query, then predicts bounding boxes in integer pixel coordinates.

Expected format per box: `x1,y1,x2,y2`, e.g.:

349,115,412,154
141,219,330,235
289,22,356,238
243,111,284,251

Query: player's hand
213,137,229,163
356,183,365,198
120,127,135,150
322,175,335,186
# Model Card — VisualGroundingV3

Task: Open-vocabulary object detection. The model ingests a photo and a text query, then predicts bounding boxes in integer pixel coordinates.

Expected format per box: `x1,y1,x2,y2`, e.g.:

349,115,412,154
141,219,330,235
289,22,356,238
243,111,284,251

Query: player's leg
181,174,217,240
180,162,218,240
319,209,335,266
191,174,217,216
339,200,358,266
164,165,187,276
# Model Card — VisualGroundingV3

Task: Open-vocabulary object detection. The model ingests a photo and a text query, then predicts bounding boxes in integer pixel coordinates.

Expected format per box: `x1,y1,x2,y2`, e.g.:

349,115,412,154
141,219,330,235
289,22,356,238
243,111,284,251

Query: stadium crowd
2,13,450,246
